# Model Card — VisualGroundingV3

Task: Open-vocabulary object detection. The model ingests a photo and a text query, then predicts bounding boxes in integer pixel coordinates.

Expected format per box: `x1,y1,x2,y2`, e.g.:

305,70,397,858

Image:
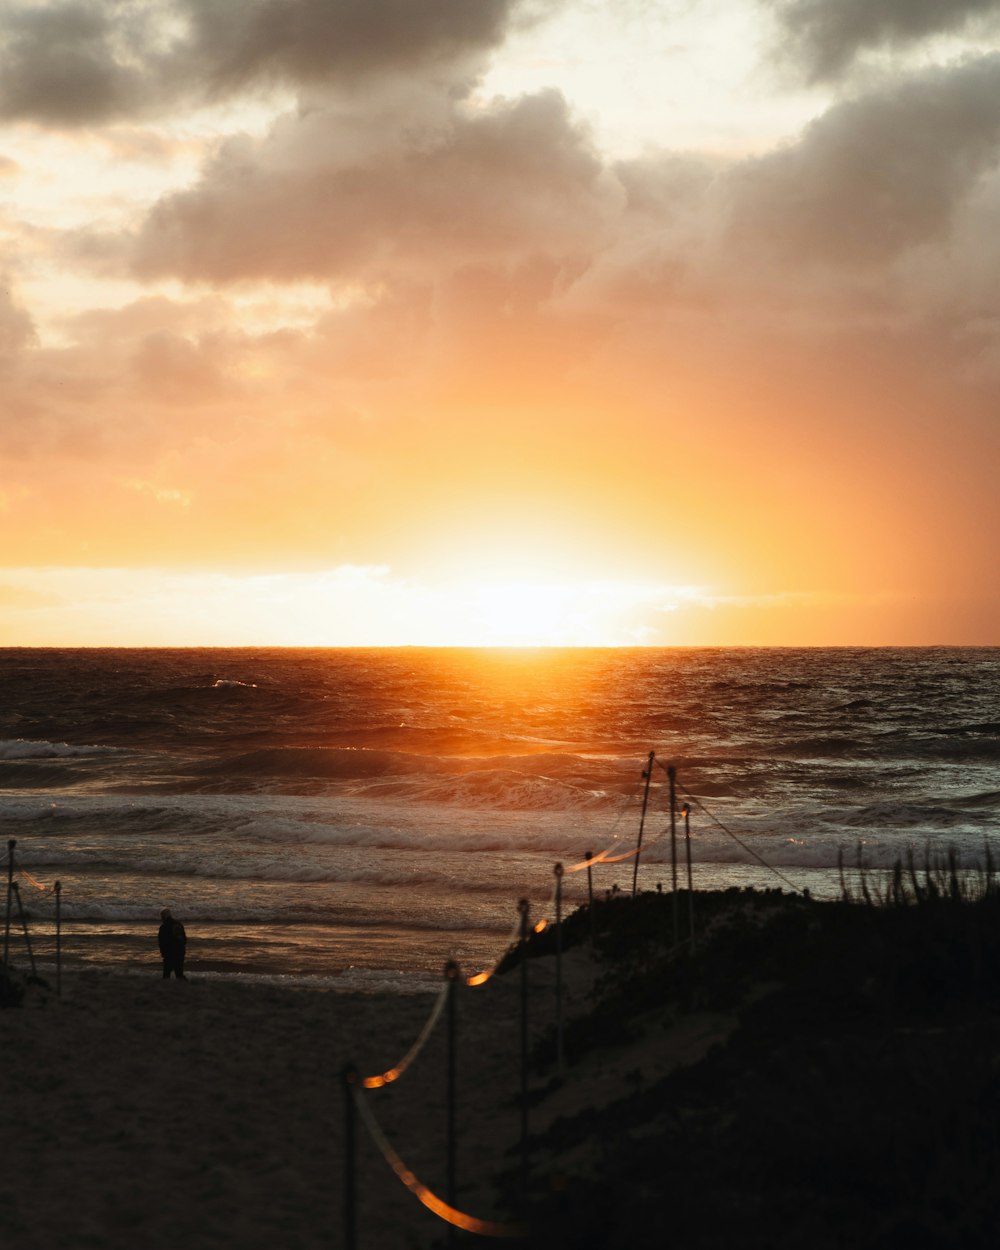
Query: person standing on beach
158,908,187,979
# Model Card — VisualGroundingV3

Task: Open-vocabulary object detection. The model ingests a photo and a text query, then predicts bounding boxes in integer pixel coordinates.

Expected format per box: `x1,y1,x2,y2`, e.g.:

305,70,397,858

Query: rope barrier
10,750,820,1245
672,777,807,896
351,1081,527,1239
460,767,653,983
466,912,524,986
361,978,450,1089
18,867,53,893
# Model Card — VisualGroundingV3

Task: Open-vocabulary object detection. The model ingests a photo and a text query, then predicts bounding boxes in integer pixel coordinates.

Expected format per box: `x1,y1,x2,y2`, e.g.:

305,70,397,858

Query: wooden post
669,766,678,946
585,851,595,943
12,883,36,977
445,959,459,1247
518,897,530,1204
55,881,62,997
683,805,695,949
632,752,655,898
3,839,15,968
342,1064,358,1250
554,863,564,1074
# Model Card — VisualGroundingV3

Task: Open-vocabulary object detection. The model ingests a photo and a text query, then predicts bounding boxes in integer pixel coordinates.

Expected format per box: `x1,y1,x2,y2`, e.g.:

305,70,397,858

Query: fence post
683,804,695,949
11,883,36,977
55,881,62,997
554,863,564,1073
445,959,460,1247
669,766,678,946
517,897,530,1204
585,851,595,943
632,752,655,898
3,839,15,968
342,1064,358,1250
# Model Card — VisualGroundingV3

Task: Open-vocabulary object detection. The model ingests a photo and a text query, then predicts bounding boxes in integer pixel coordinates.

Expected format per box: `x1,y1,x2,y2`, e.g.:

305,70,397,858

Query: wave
0,738,122,760
350,771,612,810
199,746,439,781
0,763,90,789
190,746,636,809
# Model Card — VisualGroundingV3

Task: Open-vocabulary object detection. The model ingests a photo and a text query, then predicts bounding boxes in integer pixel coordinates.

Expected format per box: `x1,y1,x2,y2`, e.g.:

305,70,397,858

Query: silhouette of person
158,907,187,979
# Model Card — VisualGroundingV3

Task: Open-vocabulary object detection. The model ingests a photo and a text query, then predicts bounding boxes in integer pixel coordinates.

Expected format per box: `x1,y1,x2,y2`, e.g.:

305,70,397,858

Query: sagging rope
361,978,450,1089
464,768,655,983
348,1076,527,1239
466,911,524,986
17,867,54,893
667,772,807,896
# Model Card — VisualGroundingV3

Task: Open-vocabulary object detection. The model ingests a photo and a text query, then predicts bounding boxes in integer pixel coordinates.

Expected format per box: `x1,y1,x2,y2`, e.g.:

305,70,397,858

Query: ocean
1,647,997,991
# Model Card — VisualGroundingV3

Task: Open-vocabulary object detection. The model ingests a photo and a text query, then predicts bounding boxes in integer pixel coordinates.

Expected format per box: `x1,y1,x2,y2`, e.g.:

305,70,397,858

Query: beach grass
506,866,1000,1249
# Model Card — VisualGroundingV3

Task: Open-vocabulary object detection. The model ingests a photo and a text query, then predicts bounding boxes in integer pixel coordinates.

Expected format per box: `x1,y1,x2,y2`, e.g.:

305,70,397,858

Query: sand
1,948,657,1250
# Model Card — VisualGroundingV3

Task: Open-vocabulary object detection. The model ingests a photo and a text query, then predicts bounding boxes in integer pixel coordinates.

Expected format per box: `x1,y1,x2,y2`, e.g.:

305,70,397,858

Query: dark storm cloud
181,0,520,94
770,0,1000,80
129,89,612,284
0,0,526,125
726,54,1000,266
0,2,153,124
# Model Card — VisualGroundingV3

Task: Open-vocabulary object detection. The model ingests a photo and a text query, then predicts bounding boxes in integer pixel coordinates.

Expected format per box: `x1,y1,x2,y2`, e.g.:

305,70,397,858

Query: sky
1,0,998,646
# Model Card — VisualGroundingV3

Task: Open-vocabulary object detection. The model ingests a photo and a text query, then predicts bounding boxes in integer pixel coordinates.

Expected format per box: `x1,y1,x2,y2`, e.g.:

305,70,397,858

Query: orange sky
0,0,998,645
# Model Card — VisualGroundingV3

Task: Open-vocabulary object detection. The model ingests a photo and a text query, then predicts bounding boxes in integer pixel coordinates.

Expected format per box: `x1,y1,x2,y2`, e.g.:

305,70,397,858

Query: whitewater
1,647,997,990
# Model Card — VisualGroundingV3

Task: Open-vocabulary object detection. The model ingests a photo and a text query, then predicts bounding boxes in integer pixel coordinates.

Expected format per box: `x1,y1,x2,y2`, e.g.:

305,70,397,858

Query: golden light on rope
362,1067,401,1090
594,846,641,864
18,867,51,891
359,980,448,1089
465,910,524,987
352,1086,527,1239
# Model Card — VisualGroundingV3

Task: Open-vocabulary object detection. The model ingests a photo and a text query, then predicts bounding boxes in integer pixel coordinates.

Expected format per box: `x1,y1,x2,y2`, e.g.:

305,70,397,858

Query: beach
7,884,1000,1249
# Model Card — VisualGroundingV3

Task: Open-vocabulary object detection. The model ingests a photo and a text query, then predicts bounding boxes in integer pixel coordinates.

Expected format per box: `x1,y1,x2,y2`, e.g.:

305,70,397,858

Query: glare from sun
424,576,687,647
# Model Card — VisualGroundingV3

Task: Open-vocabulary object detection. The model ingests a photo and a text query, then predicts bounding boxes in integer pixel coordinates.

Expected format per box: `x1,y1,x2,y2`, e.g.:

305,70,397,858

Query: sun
411,573,688,647
463,579,589,646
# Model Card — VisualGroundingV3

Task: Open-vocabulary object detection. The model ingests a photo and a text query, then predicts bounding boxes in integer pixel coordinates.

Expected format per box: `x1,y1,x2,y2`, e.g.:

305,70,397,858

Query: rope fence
327,750,823,1243
344,1063,528,1243
4,753,822,1243
360,977,450,1089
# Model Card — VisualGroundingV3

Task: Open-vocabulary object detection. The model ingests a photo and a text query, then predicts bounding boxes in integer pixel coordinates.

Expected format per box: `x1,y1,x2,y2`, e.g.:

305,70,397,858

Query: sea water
1,647,997,990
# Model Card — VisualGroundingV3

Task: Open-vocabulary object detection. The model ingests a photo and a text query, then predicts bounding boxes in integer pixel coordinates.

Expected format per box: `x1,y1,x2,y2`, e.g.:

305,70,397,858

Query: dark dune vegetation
496,856,1000,1250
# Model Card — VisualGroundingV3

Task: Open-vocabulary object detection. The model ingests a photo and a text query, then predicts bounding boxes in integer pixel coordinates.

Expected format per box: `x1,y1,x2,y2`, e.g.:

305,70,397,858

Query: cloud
0,0,528,126
725,55,1000,266
770,0,1000,81
0,2,157,125
2,1,998,639
181,0,521,95
128,88,614,284
120,478,193,507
